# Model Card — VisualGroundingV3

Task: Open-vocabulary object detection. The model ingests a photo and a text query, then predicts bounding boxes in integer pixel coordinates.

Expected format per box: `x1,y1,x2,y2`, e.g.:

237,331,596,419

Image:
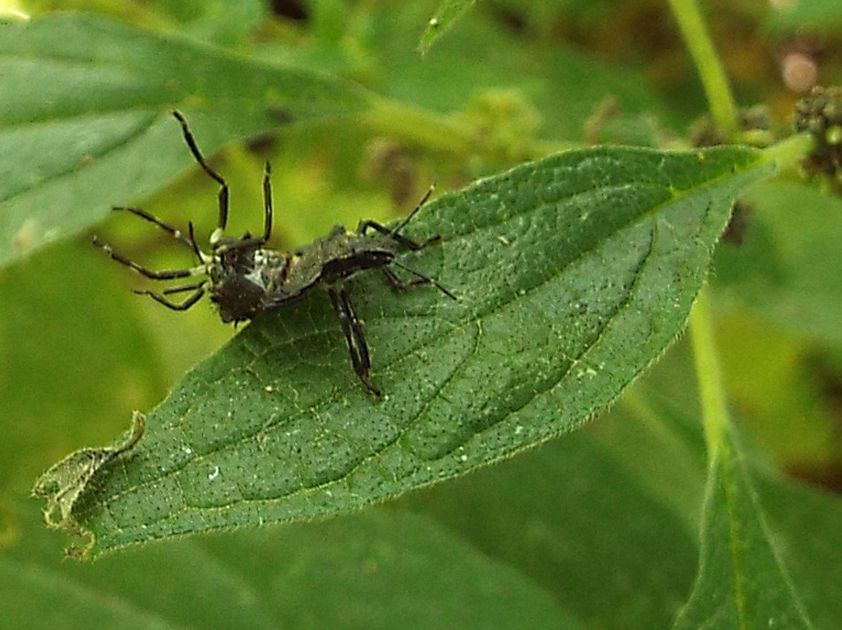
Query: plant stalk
689,287,729,460
667,0,739,138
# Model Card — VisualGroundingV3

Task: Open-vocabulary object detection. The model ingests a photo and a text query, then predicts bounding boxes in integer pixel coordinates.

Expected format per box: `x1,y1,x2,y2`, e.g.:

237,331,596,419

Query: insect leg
357,219,439,250
261,161,273,243
172,111,230,231
357,185,439,250
187,222,203,259
389,183,435,236
134,286,206,311
339,287,373,373
328,286,381,396
92,237,198,280
112,206,194,250
381,266,428,291
161,281,207,295
390,261,457,300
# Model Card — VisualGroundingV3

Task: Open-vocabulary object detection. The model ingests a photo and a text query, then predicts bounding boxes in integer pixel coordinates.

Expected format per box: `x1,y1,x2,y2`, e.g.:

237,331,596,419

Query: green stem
668,0,739,138
362,97,580,158
362,98,477,155
689,287,729,461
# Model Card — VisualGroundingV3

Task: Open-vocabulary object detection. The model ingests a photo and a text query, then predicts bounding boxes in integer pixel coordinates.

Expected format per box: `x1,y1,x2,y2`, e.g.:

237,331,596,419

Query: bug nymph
93,111,454,397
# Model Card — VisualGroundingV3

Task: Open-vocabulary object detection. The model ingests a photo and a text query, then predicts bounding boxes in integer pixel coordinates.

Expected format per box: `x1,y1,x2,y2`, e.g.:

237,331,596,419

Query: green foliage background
1,0,842,628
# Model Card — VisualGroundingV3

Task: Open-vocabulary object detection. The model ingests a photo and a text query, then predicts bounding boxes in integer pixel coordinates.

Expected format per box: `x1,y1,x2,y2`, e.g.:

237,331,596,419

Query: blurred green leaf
768,0,842,32
756,471,842,629
0,12,370,268
404,408,701,629
673,430,815,629
157,0,268,46
418,0,478,55
0,240,164,497
715,181,842,346
368,5,680,141
56,144,774,553
1,502,578,629
715,312,840,471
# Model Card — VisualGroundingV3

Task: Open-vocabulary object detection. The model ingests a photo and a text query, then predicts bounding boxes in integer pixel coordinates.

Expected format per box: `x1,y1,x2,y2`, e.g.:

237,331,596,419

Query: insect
93,111,454,396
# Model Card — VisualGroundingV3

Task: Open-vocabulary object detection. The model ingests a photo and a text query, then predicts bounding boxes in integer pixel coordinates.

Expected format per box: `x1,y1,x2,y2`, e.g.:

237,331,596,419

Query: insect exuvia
93,111,455,396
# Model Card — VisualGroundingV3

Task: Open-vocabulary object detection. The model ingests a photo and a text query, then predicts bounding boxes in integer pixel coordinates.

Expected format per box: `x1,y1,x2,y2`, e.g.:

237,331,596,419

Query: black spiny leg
134,285,206,311
357,185,439,250
173,111,230,231
383,264,459,301
112,206,196,250
328,286,381,397
261,161,273,244
389,261,457,300
357,219,440,251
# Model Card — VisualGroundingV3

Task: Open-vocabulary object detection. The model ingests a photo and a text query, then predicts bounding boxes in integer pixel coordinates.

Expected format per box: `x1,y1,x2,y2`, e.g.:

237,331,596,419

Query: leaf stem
689,287,729,461
761,132,814,171
667,0,739,138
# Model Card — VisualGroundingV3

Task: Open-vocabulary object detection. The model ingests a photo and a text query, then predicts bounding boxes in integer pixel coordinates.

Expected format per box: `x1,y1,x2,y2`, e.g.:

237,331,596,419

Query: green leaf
0,12,370,268
418,0,478,56
673,430,815,629
56,144,772,554
1,502,578,629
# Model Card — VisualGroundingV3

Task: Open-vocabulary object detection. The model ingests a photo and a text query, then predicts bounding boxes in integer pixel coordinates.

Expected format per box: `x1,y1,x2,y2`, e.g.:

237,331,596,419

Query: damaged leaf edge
31,411,146,558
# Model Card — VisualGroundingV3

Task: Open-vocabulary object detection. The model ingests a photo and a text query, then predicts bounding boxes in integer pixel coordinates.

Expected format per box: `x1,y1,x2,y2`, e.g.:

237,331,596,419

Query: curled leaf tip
32,411,146,556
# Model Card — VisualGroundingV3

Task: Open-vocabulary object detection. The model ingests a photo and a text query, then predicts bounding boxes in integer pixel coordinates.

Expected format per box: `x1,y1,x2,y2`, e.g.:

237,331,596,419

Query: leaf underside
60,145,770,554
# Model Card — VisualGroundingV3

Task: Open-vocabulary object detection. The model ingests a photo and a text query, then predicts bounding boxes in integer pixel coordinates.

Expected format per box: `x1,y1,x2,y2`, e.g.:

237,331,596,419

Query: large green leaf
48,144,772,553
0,12,369,268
